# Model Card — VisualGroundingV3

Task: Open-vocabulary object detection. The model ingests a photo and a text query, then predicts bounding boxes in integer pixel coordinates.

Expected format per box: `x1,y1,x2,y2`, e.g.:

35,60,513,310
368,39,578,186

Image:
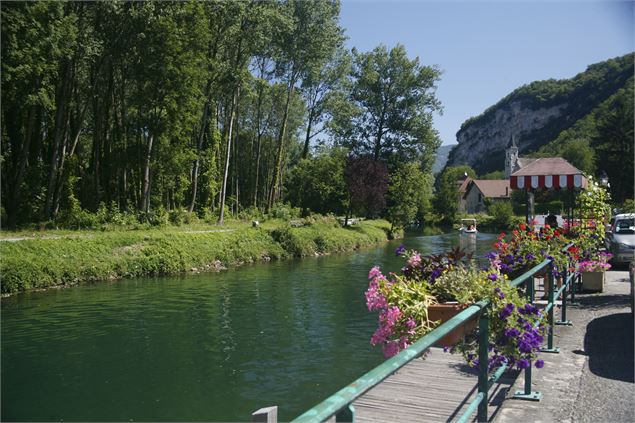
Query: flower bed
366,246,547,370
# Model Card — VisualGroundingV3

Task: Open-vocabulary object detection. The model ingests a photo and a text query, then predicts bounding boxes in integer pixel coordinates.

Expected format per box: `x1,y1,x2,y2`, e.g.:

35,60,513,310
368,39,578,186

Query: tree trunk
189,100,210,213
44,59,73,220
218,87,239,225
267,79,295,211
7,105,36,227
301,109,315,159
141,133,154,213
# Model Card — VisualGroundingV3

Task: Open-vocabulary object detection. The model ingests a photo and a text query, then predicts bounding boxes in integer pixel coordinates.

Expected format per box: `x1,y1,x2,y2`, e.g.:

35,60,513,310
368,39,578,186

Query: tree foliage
332,44,442,170
386,162,430,230
285,147,348,215
344,155,389,219
434,166,476,222
0,1,442,228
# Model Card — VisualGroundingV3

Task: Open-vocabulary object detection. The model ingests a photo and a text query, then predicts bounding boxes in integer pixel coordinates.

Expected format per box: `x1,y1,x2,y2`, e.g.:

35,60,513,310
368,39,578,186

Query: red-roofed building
463,179,511,214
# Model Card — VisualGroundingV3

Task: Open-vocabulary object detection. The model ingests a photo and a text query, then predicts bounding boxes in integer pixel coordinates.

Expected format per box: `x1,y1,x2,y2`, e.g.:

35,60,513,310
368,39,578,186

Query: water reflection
2,232,497,421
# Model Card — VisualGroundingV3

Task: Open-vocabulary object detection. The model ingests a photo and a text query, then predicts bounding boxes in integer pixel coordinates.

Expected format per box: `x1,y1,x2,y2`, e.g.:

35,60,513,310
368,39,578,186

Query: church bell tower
505,134,518,179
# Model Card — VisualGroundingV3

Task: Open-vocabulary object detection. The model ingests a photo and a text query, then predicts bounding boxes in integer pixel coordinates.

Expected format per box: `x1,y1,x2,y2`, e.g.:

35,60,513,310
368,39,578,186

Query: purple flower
525,253,535,262
517,359,531,369
488,273,498,281
499,303,515,319
395,244,406,256
500,264,512,274
494,287,505,299
430,268,443,281
535,359,545,369
504,328,520,338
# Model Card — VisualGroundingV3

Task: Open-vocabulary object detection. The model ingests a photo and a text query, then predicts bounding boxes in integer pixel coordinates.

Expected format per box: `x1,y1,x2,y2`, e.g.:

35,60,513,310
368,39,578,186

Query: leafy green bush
270,203,300,220
489,201,514,230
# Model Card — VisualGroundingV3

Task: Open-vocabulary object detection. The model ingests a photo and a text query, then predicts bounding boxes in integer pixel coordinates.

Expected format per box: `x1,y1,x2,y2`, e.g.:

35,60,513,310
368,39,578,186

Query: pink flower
365,285,387,311
371,325,391,345
406,317,416,330
382,341,400,358
368,266,383,280
398,336,410,350
383,306,402,326
407,253,421,268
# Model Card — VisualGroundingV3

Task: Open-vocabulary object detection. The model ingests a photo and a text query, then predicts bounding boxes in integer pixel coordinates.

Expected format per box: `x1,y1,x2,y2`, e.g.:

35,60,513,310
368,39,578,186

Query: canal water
1,231,496,421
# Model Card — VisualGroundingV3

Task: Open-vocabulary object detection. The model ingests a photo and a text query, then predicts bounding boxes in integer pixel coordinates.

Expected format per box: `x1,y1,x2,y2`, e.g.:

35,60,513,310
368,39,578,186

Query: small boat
459,218,477,234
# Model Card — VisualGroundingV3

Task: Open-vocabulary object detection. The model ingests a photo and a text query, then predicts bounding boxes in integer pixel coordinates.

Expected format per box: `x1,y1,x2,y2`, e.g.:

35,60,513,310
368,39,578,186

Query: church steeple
505,134,519,178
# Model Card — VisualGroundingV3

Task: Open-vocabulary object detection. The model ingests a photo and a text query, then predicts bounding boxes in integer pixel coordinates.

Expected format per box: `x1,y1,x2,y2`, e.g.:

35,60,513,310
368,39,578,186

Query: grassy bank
0,218,395,295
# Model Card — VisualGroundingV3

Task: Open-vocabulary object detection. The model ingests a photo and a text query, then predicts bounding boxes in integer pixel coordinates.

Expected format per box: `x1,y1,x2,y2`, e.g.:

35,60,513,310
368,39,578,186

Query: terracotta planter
428,303,477,347
581,271,605,292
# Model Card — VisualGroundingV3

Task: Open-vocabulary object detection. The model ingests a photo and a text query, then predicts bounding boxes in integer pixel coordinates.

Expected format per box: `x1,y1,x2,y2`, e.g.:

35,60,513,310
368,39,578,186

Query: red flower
519,223,527,231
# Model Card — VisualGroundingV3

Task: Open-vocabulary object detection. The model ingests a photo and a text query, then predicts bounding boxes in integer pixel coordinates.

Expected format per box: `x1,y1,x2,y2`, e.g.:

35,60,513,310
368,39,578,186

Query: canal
1,231,496,421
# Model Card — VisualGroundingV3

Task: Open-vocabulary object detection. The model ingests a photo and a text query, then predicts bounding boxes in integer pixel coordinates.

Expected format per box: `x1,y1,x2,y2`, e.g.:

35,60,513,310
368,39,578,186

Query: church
459,135,535,214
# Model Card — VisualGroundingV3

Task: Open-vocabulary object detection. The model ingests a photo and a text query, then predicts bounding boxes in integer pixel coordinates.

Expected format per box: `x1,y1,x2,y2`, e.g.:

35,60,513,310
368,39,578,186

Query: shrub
270,203,300,220
489,201,514,230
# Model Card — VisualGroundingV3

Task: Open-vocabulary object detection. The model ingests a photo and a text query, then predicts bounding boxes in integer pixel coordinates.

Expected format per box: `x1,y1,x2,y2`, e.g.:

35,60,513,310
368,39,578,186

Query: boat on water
459,218,477,234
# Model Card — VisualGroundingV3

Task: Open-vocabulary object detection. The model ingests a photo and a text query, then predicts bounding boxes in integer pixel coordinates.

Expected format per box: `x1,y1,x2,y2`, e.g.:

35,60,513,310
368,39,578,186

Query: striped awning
509,157,587,190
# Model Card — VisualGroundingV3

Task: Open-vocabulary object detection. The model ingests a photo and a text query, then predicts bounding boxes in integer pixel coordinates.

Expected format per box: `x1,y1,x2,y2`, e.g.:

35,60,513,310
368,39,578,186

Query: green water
1,232,496,421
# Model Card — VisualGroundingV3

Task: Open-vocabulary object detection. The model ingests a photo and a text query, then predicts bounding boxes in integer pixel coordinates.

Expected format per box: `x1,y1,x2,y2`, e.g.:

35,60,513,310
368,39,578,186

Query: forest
1,0,442,229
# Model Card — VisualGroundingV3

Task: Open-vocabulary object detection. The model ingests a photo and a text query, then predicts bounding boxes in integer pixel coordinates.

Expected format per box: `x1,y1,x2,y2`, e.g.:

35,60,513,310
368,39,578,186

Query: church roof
458,177,473,193
510,157,587,190
517,158,538,168
511,157,582,176
466,179,511,199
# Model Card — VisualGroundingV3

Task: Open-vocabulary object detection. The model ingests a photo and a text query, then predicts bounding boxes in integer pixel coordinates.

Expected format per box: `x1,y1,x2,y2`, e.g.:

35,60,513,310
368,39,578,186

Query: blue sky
339,0,635,146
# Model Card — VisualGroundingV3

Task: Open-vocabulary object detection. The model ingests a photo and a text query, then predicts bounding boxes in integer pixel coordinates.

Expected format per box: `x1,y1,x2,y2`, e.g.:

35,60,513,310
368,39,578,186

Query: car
606,213,635,265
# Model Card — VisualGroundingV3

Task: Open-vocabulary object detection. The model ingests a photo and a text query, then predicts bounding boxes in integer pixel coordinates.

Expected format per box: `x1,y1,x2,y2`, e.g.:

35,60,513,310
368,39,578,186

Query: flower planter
428,303,477,347
581,271,605,292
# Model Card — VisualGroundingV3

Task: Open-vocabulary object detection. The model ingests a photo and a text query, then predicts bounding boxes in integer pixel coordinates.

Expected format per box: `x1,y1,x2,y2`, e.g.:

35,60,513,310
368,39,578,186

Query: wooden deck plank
353,348,519,422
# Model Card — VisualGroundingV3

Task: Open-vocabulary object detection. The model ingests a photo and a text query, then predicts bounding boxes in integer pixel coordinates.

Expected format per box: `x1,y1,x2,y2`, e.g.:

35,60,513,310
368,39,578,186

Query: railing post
556,268,572,326
477,310,489,422
570,268,577,304
512,278,542,401
541,262,560,353
252,406,278,423
335,404,355,423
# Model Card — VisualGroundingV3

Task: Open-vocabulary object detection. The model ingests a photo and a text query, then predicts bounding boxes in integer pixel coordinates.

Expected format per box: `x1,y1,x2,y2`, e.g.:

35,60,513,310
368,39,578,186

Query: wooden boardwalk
352,348,520,423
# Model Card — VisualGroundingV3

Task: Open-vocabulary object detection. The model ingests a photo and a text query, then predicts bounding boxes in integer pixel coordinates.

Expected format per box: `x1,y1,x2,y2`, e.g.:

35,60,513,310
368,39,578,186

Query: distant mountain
433,144,455,174
445,53,634,190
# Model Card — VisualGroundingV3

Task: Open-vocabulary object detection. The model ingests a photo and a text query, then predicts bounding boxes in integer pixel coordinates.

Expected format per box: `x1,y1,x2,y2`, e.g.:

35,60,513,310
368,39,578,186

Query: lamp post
599,170,609,187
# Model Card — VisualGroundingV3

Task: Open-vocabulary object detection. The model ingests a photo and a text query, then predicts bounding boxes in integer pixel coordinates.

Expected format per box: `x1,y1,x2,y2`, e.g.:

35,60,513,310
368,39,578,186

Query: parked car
606,213,635,264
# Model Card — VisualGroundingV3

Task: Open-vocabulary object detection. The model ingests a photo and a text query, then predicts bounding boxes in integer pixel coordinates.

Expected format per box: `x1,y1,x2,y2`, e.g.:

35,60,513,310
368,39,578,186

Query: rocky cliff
446,53,634,175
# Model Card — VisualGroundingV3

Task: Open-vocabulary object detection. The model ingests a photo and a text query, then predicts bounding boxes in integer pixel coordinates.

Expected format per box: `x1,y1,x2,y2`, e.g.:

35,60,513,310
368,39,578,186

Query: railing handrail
291,258,556,423
291,300,489,422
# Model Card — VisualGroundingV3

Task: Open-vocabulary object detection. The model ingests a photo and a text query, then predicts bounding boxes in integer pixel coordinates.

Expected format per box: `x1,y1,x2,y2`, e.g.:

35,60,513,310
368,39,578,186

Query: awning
509,157,587,190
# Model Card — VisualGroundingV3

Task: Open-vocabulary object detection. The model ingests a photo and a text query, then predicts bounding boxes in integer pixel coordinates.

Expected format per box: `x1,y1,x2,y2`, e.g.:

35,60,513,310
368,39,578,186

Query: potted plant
366,247,548,371
578,252,612,292
490,223,577,298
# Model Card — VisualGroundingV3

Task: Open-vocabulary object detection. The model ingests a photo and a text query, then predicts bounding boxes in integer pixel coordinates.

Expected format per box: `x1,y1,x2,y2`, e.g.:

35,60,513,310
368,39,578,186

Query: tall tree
299,47,351,159
267,0,343,210
334,44,442,170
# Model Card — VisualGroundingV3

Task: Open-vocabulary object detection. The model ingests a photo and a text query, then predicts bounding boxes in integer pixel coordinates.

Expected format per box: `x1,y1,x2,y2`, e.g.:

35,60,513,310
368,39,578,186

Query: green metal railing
288,250,578,423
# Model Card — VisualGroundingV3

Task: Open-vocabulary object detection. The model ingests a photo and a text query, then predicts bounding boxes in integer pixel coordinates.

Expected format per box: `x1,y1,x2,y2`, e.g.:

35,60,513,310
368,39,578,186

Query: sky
339,0,635,146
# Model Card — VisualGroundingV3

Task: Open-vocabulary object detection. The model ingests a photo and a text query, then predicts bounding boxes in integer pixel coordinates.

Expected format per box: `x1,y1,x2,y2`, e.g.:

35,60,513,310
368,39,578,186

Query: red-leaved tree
344,154,389,220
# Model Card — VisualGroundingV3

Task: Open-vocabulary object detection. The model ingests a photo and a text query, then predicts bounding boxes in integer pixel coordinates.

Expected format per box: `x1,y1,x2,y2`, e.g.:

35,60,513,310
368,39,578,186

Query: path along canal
2,231,496,421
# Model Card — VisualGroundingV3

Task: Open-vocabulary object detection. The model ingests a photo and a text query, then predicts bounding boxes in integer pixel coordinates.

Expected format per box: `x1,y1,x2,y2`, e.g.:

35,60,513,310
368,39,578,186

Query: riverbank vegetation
0,217,395,295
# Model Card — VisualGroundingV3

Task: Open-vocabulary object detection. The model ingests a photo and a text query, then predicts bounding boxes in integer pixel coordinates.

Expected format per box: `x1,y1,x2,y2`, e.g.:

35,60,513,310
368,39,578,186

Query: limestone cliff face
449,100,568,173
445,53,634,175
